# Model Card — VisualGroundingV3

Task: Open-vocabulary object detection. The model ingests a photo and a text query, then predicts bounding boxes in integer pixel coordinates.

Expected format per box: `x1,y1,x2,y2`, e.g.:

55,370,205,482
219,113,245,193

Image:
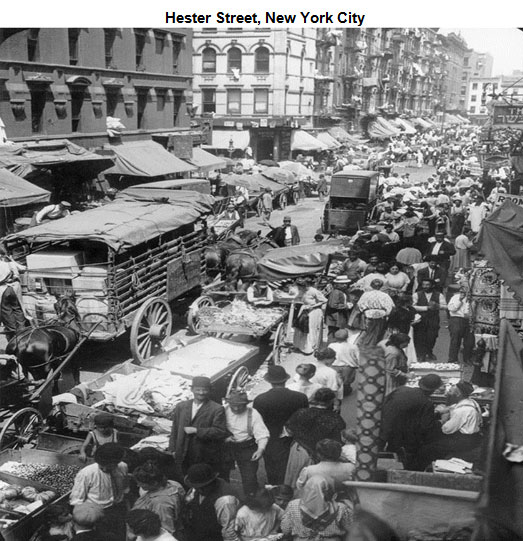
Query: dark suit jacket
425,240,456,262
270,225,300,247
253,387,309,438
168,399,229,466
417,266,447,291
72,531,108,541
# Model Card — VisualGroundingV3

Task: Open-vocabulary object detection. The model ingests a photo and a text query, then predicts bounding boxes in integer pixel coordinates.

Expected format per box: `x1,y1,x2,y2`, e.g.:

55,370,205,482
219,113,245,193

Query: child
235,488,283,541
271,484,294,511
340,428,357,465
79,413,117,462
39,504,73,541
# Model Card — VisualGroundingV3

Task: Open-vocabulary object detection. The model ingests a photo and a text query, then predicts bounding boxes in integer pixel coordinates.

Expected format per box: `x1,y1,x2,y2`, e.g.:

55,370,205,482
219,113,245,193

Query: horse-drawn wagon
4,188,214,364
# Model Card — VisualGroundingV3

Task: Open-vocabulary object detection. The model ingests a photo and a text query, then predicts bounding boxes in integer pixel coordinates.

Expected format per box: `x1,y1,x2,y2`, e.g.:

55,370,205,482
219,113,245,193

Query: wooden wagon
4,188,214,364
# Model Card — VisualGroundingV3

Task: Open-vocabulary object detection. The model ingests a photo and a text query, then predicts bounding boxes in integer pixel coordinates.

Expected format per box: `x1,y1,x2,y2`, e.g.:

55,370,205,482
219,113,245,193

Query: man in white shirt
223,391,269,497
35,201,71,224
328,329,359,395
357,279,395,346
447,286,474,365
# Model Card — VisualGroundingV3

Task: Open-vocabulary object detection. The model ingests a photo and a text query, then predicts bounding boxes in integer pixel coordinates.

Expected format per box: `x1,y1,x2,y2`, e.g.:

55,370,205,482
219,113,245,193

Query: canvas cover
477,200,523,303
0,167,50,207
6,189,214,252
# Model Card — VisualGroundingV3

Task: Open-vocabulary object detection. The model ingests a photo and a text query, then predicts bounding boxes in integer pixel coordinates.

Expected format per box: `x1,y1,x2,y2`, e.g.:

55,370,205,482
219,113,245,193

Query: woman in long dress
293,277,327,355
451,227,474,272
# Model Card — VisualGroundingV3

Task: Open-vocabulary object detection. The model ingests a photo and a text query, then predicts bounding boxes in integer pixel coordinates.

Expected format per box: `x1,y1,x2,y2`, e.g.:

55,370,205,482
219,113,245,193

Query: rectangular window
227,89,241,115
471,95,477,102
137,90,148,129
253,88,269,114
299,90,303,114
27,29,39,62
472,83,478,90
154,31,165,55
71,89,85,132
135,30,147,70
104,29,116,68
68,29,80,66
156,90,166,112
30,89,46,134
172,39,181,73
469,106,476,114
202,89,216,114
173,93,182,126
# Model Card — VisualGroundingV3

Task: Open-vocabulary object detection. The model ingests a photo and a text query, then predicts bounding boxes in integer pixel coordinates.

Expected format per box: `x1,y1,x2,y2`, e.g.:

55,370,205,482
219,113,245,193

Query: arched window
227,47,242,72
254,46,270,73
202,47,216,73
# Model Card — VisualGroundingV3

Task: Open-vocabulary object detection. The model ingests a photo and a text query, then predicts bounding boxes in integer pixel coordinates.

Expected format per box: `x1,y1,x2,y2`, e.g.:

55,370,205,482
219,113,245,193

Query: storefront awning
203,130,251,151
367,117,401,140
328,126,352,142
184,148,227,172
291,130,329,152
411,117,432,129
104,140,196,177
0,167,50,207
316,132,342,149
390,117,417,135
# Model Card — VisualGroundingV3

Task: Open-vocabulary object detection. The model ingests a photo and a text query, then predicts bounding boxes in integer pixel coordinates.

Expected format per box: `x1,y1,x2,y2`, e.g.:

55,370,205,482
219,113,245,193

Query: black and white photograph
0,25,523,541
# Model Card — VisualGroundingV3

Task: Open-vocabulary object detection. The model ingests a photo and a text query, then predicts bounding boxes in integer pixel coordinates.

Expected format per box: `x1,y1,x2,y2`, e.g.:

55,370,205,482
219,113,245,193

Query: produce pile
198,300,284,333
0,462,80,495
410,362,461,371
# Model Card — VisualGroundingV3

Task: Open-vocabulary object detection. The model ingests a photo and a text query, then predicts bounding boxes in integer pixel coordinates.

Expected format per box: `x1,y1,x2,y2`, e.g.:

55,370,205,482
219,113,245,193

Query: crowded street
1,25,523,541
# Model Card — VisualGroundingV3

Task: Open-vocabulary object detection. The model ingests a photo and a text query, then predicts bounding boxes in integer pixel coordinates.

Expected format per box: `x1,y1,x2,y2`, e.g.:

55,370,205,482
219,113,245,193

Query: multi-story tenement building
0,28,193,148
439,32,468,112
334,28,449,130
313,29,338,128
192,28,316,161
466,76,501,121
460,50,494,111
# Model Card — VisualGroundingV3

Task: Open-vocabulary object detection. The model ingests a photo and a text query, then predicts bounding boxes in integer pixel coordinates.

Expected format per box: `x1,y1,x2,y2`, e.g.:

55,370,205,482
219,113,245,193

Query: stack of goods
99,369,192,417
198,300,283,333
156,337,255,379
408,362,462,395
0,478,57,518
0,462,79,495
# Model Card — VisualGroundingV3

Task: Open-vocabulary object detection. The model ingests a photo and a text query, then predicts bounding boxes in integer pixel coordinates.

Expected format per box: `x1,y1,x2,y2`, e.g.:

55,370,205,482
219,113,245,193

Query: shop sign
492,104,523,128
494,193,523,208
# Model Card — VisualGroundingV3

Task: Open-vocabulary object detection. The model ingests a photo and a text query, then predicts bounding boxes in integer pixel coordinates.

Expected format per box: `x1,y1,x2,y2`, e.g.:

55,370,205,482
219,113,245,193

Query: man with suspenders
223,391,269,497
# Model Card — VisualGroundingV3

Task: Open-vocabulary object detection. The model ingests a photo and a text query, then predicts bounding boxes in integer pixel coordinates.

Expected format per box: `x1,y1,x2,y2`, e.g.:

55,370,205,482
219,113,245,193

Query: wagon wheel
226,366,251,398
61,443,83,455
291,190,300,205
187,295,215,335
130,298,173,364
0,408,43,450
271,321,288,365
278,193,287,210
256,199,264,217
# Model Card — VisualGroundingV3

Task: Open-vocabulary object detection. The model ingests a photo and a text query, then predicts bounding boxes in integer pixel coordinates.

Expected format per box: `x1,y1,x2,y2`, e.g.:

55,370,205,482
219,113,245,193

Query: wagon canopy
0,167,50,207
478,199,523,303
6,189,214,252
257,240,347,280
221,173,283,193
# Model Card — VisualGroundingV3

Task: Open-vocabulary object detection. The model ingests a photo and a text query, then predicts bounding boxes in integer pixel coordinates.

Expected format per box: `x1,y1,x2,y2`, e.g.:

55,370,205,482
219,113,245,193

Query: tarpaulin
221,173,282,194
104,140,196,177
367,117,400,140
316,132,342,149
328,126,352,142
390,117,417,135
291,130,329,151
0,139,113,181
184,147,227,172
477,200,523,303
257,241,346,280
6,189,214,252
0,167,50,207
411,117,432,129
473,319,523,539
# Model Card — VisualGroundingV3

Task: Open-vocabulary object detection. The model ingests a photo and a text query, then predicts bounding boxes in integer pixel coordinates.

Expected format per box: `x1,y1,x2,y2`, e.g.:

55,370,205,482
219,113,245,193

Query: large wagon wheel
256,199,264,217
291,190,299,205
187,295,215,335
0,408,43,450
130,298,172,364
272,321,287,365
226,366,250,398
278,193,287,210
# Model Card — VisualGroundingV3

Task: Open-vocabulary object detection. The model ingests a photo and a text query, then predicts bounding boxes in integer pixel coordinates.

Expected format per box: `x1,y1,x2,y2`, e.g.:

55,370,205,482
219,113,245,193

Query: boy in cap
168,376,229,481
223,391,269,496
253,366,309,484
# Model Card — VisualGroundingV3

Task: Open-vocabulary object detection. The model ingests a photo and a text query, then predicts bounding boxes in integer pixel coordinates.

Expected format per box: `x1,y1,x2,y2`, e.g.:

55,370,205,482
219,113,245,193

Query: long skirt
450,247,471,272
358,317,388,347
284,441,312,489
293,307,323,354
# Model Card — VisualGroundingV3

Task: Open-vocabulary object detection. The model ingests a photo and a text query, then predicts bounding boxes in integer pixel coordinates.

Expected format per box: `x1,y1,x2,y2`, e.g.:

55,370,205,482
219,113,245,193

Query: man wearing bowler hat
168,376,229,481
253,366,308,484
223,391,269,496
268,216,300,247
183,463,239,541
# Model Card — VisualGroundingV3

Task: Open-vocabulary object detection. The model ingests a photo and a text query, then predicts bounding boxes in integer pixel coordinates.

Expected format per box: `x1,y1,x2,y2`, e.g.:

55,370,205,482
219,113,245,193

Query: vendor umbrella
279,161,317,179
261,167,296,185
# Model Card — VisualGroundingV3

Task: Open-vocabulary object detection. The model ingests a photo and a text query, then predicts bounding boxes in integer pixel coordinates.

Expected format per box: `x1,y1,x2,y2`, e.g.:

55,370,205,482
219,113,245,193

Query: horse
6,294,82,382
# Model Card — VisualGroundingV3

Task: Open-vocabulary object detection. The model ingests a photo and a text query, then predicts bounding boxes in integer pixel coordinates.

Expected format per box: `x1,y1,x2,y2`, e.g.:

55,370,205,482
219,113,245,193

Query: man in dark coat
268,216,300,247
253,366,308,484
416,257,447,293
425,231,456,279
379,374,443,471
168,376,229,481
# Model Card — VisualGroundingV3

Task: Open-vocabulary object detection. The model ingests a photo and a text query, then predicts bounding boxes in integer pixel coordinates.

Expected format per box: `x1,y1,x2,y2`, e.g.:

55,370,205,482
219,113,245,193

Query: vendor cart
4,188,214,364
0,448,85,541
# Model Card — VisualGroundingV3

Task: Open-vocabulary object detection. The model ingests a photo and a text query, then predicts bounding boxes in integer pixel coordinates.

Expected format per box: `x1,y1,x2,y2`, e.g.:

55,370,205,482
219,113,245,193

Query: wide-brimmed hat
226,391,251,405
264,365,290,384
333,275,350,285
191,376,212,389
184,464,219,488
419,374,443,392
